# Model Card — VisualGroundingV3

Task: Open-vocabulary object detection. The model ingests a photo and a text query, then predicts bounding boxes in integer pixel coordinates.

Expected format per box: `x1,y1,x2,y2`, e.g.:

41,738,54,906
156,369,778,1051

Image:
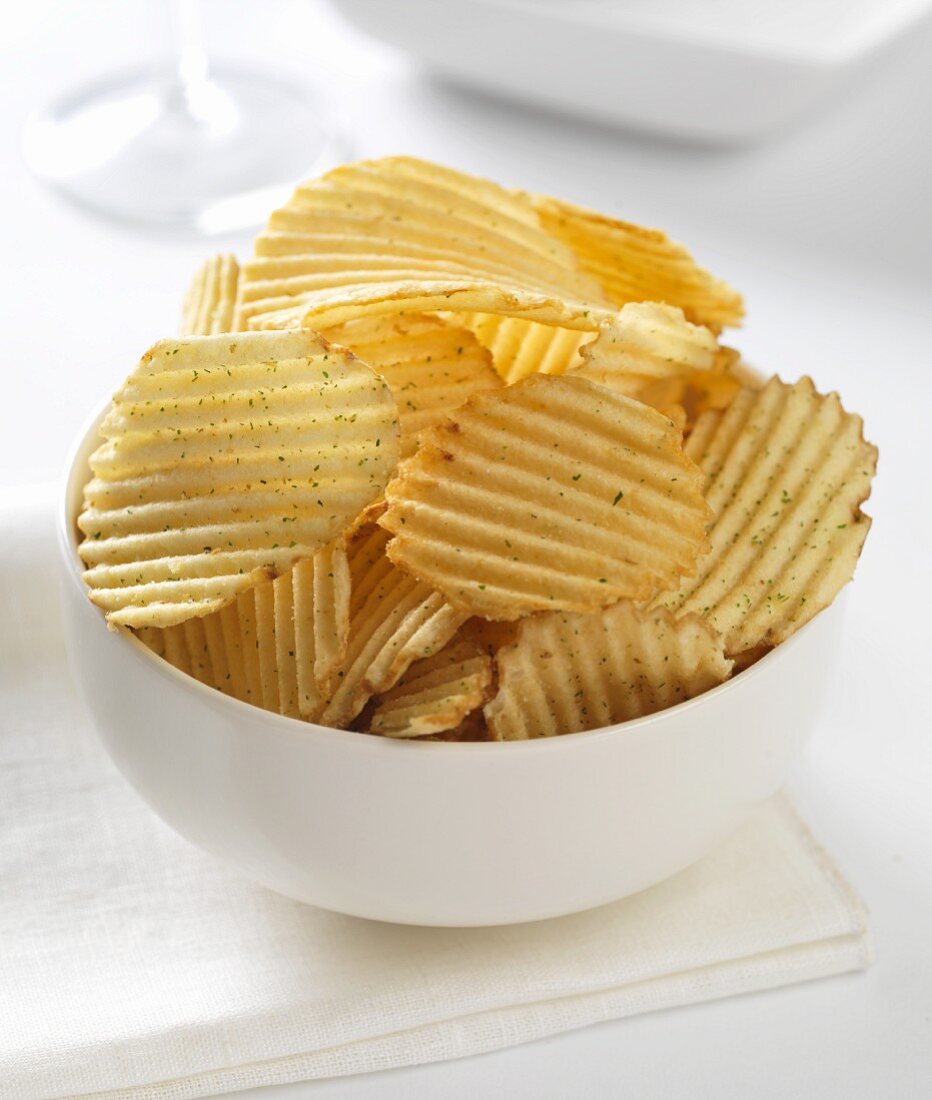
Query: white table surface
3,2,931,1097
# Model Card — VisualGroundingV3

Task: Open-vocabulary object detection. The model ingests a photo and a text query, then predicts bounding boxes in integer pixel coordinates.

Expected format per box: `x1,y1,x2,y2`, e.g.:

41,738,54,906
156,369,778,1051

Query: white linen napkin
0,488,872,1100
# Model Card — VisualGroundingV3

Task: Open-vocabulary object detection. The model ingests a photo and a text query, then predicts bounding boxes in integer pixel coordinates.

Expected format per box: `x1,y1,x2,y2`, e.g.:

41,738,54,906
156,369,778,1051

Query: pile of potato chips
78,157,877,740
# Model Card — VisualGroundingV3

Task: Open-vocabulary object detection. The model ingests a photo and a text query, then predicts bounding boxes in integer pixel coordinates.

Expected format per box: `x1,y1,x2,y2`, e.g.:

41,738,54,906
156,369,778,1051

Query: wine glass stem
169,0,216,124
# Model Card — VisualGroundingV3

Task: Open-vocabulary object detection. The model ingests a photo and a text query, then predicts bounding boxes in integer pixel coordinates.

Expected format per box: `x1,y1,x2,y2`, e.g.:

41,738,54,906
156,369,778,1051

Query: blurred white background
2,2,930,1097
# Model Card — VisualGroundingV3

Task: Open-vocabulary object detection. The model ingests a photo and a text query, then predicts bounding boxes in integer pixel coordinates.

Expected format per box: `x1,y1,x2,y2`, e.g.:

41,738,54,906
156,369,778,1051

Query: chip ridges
318,522,469,729
458,313,595,384
380,373,712,621
651,376,878,654
484,601,732,740
181,254,241,336
78,330,400,627
325,314,502,457
529,194,744,331
570,302,717,397
234,156,611,332
367,638,493,738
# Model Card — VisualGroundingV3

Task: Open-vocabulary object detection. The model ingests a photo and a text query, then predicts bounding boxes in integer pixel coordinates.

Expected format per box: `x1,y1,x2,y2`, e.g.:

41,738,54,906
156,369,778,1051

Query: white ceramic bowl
59,405,842,926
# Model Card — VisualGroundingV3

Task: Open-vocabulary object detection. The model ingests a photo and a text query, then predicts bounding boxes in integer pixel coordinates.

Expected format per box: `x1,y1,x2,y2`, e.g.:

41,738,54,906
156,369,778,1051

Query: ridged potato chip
292,541,351,713
324,314,502,457
652,376,877,654
235,156,611,332
367,638,493,738
318,520,469,729
530,194,744,331
141,535,351,721
381,373,712,621
569,302,718,398
78,331,400,628
458,313,594,384
484,602,732,740
181,254,241,336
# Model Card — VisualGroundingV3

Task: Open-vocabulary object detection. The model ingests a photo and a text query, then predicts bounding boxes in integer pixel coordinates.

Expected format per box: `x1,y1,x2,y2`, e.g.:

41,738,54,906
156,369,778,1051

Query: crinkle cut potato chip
137,534,351,721
569,302,719,400
78,330,400,628
484,602,732,740
366,637,493,738
457,312,595,385
235,156,613,332
318,520,469,730
651,376,878,655
324,314,502,457
529,193,744,331
380,373,712,621
181,254,241,336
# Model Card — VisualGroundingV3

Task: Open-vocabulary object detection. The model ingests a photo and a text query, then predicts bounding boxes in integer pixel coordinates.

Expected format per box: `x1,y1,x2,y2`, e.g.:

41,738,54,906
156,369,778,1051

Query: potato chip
569,302,718,398
367,638,493,738
78,330,400,628
651,376,878,654
134,625,165,658
181,254,240,336
458,313,594,384
484,602,732,740
380,373,712,620
292,539,350,716
235,156,611,332
429,709,493,741
324,314,502,457
235,586,264,706
318,520,469,729
252,578,280,713
272,571,301,718
529,194,744,331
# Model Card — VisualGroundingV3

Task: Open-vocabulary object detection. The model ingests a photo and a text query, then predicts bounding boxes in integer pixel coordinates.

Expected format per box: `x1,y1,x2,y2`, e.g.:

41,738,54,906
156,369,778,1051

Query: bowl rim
60,394,841,754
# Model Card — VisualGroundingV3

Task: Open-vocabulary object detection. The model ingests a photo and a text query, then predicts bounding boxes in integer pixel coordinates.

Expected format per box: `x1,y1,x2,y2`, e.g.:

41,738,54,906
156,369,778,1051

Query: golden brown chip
181,254,241,336
429,709,493,741
78,330,400,628
529,194,744,331
235,156,611,332
484,602,732,740
325,314,502,457
380,373,712,621
651,376,878,654
134,625,165,658
318,521,469,729
367,637,493,738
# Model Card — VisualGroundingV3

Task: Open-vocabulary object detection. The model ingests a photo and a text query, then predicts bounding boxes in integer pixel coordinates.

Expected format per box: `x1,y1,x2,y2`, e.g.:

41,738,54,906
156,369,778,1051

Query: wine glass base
23,65,349,234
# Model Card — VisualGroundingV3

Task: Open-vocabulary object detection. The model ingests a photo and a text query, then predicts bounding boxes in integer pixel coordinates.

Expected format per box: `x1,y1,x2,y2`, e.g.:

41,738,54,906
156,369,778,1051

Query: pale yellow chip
651,376,878,654
235,156,611,332
78,330,400,628
484,602,732,740
181,255,241,336
529,194,744,331
569,302,718,398
367,637,493,738
380,373,712,621
324,314,502,457
318,520,469,729
293,539,351,717
458,313,595,385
